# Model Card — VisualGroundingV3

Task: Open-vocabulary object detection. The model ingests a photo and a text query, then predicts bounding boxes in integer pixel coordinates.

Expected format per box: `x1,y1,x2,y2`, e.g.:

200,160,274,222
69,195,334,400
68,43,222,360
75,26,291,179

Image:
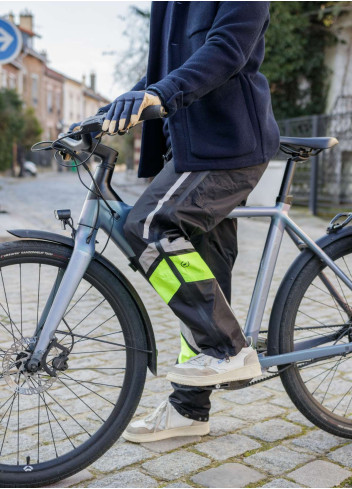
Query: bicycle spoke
56,377,106,421
64,285,93,317
0,268,22,340
36,264,41,331
61,372,116,405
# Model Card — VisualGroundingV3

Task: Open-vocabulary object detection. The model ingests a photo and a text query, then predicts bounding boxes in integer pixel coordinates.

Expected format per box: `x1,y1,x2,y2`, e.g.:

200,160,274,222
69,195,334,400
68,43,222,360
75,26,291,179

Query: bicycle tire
0,240,148,487
278,234,352,438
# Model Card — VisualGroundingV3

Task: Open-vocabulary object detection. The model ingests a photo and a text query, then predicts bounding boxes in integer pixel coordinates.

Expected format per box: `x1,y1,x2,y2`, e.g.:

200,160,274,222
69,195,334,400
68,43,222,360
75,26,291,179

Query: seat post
276,157,297,205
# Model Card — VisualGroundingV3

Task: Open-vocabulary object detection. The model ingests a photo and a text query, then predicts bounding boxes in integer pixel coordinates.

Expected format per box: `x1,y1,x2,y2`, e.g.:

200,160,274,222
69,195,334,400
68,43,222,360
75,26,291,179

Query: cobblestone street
1,170,352,488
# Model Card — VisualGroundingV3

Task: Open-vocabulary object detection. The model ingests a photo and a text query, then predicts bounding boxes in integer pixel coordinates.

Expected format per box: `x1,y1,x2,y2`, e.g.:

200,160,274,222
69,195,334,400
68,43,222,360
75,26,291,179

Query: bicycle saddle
280,136,338,150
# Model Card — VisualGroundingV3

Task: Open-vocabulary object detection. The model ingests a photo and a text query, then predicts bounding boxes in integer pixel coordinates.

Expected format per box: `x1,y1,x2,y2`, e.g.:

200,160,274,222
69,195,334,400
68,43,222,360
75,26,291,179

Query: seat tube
244,204,288,343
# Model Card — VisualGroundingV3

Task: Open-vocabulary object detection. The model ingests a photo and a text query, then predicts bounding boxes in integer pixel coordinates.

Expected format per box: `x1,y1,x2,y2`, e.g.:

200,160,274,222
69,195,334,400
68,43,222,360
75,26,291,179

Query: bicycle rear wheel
279,235,352,437
0,240,148,487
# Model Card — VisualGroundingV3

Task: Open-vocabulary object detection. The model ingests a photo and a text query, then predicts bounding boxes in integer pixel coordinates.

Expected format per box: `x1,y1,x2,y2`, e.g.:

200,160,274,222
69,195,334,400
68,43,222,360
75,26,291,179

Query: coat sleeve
147,2,269,116
130,75,147,91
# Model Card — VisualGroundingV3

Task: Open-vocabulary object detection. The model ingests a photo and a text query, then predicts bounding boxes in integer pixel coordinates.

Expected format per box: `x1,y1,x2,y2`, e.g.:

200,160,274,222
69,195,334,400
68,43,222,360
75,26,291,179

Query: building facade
0,11,110,153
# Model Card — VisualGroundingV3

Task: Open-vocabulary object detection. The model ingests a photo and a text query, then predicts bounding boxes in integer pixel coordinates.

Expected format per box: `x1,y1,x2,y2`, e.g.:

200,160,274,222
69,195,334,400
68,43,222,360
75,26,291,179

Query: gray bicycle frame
26,140,352,372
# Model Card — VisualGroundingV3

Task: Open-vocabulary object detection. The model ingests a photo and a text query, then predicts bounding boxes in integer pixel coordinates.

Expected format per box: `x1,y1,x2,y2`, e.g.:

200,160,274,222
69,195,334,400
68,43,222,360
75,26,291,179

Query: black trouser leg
169,218,238,421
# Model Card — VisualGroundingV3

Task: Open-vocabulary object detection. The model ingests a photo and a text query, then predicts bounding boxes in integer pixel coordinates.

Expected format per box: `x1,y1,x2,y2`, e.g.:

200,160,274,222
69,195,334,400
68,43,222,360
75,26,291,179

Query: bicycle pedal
203,379,253,391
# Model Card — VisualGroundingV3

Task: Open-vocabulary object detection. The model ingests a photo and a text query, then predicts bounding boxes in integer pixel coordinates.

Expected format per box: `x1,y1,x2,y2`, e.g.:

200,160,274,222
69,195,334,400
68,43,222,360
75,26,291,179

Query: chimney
19,11,33,32
8,12,15,24
90,72,96,92
82,74,86,86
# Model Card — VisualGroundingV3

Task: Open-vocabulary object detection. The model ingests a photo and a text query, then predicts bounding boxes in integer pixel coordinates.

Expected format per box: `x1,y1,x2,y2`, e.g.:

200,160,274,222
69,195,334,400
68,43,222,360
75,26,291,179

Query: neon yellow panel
149,259,181,304
178,333,198,364
170,252,214,282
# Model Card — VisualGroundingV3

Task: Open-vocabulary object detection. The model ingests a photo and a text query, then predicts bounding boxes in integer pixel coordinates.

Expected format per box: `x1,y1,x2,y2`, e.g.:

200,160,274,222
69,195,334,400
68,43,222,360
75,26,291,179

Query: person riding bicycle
73,1,280,442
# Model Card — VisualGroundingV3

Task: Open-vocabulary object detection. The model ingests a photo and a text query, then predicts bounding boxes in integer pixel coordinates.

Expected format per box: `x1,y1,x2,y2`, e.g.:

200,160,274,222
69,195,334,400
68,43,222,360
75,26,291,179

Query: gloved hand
101,90,161,134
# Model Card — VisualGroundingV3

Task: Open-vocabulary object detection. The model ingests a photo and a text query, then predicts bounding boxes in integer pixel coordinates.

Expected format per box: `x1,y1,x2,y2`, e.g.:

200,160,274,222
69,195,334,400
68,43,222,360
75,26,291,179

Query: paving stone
191,463,265,487
262,478,302,488
242,419,301,442
139,392,169,409
288,460,351,488
328,442,352,468
91,441,154,472
245,446,314,475
229,402,285,421
269,396,295,408
145,377,171,393
290,429,344,453
220,386,272,405
87,469,157,488
141,435,201,453
49,469,93,487
210,397,233,414
166,483,192,488
209,416,246,435
142,450,210,481
195,433,261,461
286,410,314,427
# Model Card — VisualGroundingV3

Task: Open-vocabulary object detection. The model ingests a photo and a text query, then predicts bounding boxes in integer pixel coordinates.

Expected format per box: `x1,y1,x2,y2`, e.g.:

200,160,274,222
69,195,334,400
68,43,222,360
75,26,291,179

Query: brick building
0,11,110,155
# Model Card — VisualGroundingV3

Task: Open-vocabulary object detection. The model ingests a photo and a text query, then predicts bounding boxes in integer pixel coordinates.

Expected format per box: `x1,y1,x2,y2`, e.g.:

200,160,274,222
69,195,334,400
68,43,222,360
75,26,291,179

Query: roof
18,25,41,38
45,66,64,82
83,87,110,104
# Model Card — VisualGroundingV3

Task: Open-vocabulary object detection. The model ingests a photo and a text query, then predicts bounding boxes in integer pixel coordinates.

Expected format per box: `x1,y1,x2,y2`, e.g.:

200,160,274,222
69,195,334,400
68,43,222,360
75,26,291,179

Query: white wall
325,11,352,113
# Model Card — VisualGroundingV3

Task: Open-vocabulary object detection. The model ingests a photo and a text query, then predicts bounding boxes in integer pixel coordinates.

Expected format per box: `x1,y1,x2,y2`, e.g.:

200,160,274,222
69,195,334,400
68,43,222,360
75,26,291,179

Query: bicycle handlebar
58,105,166,153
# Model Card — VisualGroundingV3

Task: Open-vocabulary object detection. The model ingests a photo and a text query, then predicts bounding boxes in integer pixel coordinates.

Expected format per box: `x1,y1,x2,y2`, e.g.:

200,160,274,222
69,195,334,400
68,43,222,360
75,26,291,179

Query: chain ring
2,338,56,395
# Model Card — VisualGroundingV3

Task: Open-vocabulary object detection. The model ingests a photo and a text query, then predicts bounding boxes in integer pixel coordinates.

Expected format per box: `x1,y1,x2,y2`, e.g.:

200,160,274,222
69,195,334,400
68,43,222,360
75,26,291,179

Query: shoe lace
144,400,169,431
188,353,212,367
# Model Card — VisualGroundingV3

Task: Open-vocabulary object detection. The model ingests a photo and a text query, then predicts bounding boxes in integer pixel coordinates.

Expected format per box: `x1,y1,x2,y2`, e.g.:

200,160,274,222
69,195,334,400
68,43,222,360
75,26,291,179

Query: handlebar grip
140,105,166,121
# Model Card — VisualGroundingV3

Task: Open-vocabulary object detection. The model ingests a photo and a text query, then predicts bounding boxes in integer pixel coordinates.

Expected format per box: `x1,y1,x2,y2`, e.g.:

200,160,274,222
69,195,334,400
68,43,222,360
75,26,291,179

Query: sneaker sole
122,422,210,443
166,363,262,387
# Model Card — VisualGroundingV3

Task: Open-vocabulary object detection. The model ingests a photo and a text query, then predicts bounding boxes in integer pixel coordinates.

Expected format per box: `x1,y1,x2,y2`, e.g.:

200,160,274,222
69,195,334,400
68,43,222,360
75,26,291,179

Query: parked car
23,161,37,177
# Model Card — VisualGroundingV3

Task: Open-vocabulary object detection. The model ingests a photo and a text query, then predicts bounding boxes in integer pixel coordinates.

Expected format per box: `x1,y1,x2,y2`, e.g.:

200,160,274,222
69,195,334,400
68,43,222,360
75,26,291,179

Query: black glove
101,90,161,134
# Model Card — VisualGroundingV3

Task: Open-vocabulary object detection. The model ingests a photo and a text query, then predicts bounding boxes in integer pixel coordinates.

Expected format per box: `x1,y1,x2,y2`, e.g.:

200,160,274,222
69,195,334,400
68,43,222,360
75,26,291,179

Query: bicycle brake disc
2,338,56,395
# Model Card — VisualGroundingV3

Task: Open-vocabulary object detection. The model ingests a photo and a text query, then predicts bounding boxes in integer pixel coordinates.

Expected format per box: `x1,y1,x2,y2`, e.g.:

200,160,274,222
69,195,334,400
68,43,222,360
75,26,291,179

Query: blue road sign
0,18,22,65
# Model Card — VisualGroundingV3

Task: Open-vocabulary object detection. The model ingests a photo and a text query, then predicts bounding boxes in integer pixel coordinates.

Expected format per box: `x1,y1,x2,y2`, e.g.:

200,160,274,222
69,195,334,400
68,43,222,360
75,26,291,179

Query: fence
277,111,352,216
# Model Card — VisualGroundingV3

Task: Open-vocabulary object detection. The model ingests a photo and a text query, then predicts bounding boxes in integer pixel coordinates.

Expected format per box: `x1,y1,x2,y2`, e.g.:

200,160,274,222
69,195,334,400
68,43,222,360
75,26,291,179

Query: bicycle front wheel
279,234,352,438
0,240,148,487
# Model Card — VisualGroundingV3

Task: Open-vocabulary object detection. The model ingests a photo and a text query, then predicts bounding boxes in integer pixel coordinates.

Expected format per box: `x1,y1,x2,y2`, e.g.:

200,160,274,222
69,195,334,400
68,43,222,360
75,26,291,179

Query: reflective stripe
178,333,198,364
160,237,194,253
143,172,191,239
180,320,200,353
170,252,214,282
139,242,159,274
149,259,181,303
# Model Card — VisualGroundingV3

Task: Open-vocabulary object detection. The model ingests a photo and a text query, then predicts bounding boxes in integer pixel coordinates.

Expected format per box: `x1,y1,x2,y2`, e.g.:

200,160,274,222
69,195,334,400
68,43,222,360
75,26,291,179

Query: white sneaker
166,346,262,387
122,400,210,443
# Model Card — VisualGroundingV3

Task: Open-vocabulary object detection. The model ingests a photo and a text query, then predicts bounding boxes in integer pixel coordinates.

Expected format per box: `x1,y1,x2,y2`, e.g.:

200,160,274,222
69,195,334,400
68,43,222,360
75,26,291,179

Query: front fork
26,224,96,372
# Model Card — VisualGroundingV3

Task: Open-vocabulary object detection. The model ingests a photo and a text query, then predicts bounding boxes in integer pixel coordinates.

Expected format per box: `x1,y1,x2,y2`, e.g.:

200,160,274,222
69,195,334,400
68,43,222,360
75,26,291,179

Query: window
8,73,16,89
47,90,53,113
2,71,7,88
31,74,38,106
56,92,61,116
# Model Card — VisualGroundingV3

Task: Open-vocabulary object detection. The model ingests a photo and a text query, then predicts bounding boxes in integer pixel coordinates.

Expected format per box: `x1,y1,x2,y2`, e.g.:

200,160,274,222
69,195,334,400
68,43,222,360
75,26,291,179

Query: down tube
242,210,286,343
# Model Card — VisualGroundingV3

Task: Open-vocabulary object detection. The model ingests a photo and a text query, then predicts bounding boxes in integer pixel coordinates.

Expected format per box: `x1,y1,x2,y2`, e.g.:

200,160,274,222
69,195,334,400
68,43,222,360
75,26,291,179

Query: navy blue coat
133,1,280,178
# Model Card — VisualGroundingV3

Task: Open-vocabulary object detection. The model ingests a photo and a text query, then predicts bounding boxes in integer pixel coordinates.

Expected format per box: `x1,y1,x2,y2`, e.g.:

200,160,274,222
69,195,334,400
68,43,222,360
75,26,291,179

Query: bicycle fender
7,229,157,375
267,226,352,357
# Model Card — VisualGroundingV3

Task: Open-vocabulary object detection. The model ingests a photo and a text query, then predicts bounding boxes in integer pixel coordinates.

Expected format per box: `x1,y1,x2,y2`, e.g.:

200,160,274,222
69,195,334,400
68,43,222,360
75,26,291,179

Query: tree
113,2,348,122
0,89,42,172
114,6,150,90
0,89,24,172
262,2,347,119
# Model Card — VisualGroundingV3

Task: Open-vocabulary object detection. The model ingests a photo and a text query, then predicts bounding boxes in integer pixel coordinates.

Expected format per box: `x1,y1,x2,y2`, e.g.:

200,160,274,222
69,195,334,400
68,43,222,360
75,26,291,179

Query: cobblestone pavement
1,171,352,488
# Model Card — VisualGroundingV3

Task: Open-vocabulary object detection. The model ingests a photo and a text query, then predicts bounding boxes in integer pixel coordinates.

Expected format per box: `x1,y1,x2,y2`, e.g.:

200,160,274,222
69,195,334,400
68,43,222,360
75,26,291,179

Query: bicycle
0,106,351,487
